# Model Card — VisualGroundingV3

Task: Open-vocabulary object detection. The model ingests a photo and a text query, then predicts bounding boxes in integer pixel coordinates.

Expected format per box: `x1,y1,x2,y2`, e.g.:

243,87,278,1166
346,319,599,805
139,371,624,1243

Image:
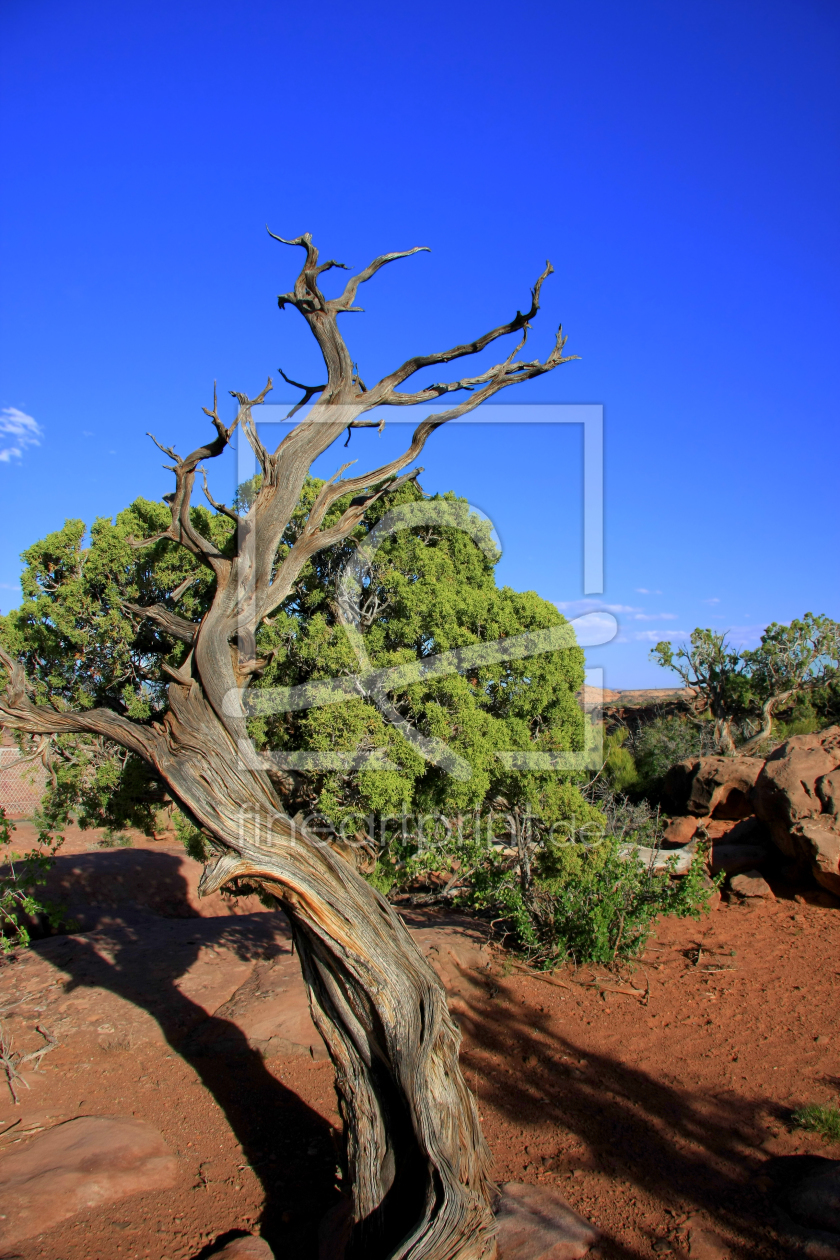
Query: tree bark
159,688,498,1259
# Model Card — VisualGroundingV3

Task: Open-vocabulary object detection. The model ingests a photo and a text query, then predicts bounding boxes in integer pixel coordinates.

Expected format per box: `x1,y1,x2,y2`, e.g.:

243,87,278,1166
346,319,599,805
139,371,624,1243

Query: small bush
771,696,822,741
792,1101,840,1143
0,806,65,952
173,808,211,862
94,829,132,849
602,728,639,793
630,715,715,791
366,860,397,898
369,789,716,967
533,837,713,966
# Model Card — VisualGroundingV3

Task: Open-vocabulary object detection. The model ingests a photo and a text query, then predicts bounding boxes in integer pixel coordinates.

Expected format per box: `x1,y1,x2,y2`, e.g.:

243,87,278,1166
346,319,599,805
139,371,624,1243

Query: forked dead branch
0,234,574,1259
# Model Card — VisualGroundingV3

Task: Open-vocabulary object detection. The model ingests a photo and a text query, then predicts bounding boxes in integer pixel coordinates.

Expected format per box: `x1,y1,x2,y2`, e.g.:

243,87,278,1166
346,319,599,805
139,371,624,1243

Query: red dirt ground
0,824,838,1259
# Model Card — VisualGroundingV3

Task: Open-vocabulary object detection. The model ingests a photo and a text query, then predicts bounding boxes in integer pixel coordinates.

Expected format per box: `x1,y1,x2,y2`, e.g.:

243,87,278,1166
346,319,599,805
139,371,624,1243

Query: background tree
652,614,840,755
0,233,575,1260
650,629,752,754
739,613,840,750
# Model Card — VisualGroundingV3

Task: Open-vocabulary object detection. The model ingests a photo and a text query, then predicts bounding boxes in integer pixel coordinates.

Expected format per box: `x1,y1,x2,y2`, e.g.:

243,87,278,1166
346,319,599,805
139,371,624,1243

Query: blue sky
1,0,838,688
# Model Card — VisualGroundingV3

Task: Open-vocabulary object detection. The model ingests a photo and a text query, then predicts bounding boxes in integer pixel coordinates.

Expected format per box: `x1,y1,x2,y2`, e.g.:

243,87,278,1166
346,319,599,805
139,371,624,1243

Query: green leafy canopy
0,480,590,837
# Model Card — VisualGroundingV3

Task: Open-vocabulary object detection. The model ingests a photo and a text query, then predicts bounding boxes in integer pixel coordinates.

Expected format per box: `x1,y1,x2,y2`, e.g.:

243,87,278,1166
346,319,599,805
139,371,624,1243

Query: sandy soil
0,824,838,1259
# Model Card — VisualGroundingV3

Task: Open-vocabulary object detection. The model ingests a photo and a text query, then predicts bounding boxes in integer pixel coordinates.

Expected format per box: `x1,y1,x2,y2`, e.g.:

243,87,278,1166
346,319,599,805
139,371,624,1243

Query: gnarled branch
0,645,157,763
121,602,198,645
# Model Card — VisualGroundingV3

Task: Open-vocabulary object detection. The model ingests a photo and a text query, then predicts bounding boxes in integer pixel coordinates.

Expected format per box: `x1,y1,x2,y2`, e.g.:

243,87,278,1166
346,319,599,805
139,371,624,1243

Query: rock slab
754,727,840,892
495,1181,598,1259
207,1235,275,1258
0,1115,178,1246
729,870,775,899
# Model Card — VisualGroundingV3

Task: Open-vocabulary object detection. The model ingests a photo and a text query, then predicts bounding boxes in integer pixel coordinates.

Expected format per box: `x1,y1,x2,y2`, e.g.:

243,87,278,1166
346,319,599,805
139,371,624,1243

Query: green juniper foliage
601,726,639,793
376,787,716,966
629,714,716,793
0,498,226,835
1,479,715,963
0,480,588,837
0,805,65,952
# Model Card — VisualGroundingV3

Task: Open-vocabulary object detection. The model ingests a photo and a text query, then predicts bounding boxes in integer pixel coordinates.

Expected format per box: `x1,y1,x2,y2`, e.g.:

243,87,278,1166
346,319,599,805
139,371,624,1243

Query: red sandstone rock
495,1181,599,1259
664,757,764,819
729,870,775,899
709,843,770,876
681,1216,733,1259
189,955,329,1060
0,1115,178,1247
318,1197,352,1260
754,727,840,891
792,819,840,896
788,1160,840,1234
206,1235,275,1259
754,728,840,848
662,816,698,846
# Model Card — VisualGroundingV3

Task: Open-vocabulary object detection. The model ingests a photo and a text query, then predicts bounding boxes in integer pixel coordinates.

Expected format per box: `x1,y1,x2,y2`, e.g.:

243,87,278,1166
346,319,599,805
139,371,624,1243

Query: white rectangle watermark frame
231,402,608,777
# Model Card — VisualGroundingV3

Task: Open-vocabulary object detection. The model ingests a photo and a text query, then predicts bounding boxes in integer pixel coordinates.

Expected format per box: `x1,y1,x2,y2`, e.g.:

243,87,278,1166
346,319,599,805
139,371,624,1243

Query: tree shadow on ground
32,848,339,1258
458,983,790,1259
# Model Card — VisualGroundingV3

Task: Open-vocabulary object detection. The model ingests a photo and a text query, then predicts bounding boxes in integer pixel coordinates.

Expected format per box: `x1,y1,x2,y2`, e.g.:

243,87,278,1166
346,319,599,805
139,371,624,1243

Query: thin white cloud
724,624,767,648
0,408,43,463
629,628,691,643
635,587,663,595
557,602,684,653
556,599,641,617
569,611,618,646
703,597,720,605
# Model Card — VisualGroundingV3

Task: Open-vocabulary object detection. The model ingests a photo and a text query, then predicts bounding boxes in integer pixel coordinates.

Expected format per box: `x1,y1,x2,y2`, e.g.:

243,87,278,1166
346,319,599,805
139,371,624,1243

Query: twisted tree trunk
1,233,573,1257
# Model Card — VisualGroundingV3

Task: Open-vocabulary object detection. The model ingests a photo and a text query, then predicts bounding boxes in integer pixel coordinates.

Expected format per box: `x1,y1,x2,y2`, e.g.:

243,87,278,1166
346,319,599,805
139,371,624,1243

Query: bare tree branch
277,369,327,420
364,260,566,405
200,466,241,525
229,242,573,645
260,467,422,620
0,645,156,761
121,602,198,645
267,229,350,313
330,246,431,312
129,379,272,577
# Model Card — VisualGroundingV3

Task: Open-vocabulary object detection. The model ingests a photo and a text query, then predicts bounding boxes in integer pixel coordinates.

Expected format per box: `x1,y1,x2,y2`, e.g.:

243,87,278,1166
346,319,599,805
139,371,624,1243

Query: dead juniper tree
0,233,574,1259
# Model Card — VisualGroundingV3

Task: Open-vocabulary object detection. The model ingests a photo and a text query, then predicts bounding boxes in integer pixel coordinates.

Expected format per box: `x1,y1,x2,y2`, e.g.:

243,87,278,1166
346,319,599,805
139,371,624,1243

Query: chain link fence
0,746,46,818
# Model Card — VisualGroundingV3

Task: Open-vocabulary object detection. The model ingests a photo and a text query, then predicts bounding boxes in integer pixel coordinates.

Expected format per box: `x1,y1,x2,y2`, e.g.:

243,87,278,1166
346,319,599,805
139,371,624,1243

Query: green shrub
173,808,211,863
366,859,397,897
630,715,715,791
602,728,639,793
533,837,713,966
792,1101,840,1143
370,790,716,966
0,807,65,952
94,829,132,849
771,696,822,740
